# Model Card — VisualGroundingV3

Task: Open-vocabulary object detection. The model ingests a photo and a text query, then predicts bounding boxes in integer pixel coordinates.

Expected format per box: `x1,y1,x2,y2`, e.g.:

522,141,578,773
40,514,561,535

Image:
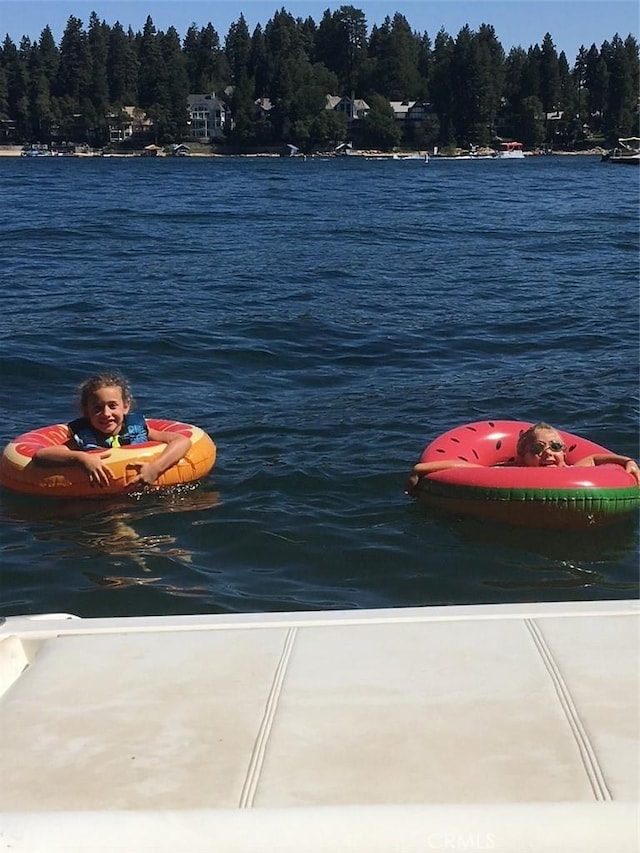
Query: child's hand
625,459,640,486
79,452,114,487
127,461,161,488
405,472,419,496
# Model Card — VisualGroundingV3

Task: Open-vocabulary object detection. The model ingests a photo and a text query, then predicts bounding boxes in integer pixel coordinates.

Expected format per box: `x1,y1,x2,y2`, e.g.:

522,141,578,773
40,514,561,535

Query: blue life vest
69,412,149,450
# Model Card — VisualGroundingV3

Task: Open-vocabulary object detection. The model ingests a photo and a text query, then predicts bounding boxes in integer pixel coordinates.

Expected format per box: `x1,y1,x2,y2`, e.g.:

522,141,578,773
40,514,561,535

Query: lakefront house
186,94,232,142
107,107,154,144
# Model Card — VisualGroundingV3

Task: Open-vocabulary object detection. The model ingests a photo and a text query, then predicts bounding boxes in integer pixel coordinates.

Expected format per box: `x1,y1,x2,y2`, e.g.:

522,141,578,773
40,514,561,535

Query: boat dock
0,598,637,851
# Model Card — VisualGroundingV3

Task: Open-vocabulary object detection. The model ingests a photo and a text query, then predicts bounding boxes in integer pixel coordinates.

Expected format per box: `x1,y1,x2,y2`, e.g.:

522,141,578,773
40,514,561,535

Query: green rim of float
419,480,640,512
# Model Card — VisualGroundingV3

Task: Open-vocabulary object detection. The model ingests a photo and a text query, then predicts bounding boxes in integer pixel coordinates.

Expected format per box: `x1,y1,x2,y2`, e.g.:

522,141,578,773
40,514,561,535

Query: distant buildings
105,93,434,147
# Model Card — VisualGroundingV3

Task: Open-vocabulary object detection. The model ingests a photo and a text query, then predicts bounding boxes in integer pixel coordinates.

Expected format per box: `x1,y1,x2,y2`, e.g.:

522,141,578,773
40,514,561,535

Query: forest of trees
1,5,638,152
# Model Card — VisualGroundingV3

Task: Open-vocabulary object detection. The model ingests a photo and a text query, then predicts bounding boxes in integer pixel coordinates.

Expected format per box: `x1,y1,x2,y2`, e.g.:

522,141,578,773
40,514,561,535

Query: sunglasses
529,440,565,455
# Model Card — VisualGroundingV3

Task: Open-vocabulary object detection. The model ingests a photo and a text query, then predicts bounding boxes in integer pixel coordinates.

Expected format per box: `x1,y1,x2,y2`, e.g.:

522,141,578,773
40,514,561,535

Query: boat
281,143,306,159
494,141,525,159
20,146,54,157
601,137,640,165
391,153,429,162
429,145,495,161
412,420,640,529
332,142,354,157
0,598,637,851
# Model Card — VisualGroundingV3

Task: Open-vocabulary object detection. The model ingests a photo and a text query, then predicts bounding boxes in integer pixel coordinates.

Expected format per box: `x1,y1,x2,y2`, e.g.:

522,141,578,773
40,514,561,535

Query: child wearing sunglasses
407,421,640,493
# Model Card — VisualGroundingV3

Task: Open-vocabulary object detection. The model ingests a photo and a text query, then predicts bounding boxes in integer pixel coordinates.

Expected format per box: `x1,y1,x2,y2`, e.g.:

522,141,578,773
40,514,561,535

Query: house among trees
0,118,17,141
389,101,416,124
254,98,272,118
107,107,154,145
325,95,370,122
187,94,232,142
406,102,433,123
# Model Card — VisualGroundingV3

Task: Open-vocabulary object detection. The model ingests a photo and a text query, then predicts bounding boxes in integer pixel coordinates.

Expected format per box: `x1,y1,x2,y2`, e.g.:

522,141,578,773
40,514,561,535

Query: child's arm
574,454,640,485
127,429,192,487
406,459,481,495
33,444,114,487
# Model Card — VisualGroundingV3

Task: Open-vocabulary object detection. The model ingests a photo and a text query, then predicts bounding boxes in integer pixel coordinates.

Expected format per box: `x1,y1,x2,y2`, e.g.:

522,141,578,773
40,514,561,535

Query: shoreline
0,144,609,159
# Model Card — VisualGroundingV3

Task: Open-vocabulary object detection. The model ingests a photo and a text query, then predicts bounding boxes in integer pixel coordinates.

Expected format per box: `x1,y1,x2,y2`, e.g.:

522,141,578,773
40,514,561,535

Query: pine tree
475,24,505,142
56,16,91,106
87,12,110,141
583,43,609,133
264,10,315,140
226,15,252,88
2,37,32,139
250,25,269,97
315,6,367,94
603,34,638,137
107,23,139,106
416,32,432,99
450,26,476,142
539,33,561,113
430,29,455,146
184,24,229,94
137,16,165,109
226,16,257,148
368,14,422,100
359,92,401,149
158,26,190,142
27,36,57,140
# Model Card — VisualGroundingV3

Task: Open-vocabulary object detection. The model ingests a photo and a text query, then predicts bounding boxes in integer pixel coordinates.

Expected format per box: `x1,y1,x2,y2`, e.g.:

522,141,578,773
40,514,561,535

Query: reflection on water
83,571,211,599
78,517,191,571
451,512,638,561
418,504,639,594
1,485,221,595
485,561,637,593
84,572,162,589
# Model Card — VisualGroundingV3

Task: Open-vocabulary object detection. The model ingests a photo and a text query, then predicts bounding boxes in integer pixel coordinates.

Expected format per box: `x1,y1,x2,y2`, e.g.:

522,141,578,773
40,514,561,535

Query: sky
0,0,638,63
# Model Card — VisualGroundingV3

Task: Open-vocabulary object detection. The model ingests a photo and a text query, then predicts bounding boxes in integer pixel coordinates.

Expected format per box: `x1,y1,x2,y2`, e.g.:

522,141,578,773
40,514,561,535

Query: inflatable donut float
414,420,640,529
0,418,216,498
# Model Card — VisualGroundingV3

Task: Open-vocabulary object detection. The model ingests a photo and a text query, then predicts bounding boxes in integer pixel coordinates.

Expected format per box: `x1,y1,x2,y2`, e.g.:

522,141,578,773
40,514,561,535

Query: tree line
1,5,638,152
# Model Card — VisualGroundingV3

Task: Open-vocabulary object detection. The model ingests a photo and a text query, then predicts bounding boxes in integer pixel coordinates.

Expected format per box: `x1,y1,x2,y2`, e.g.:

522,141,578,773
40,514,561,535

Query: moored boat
20,146,53,157
601,137,640,165
494,141,525,159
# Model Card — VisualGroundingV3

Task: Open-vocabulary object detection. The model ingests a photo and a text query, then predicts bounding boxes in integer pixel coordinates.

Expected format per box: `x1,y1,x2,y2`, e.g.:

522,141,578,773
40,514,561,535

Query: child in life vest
33,371,191,489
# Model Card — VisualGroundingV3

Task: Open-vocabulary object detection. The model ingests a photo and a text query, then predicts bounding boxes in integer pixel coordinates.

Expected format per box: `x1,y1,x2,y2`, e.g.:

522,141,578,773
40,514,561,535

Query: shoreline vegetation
1,8,636,161
0,144,609,159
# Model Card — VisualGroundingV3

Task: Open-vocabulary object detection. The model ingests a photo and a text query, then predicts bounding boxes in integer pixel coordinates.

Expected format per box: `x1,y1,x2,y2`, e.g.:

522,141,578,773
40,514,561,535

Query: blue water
0,154,638,618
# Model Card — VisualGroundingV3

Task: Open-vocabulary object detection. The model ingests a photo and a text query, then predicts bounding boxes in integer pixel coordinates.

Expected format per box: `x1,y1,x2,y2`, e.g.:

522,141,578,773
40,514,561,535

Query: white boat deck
0,599,637,852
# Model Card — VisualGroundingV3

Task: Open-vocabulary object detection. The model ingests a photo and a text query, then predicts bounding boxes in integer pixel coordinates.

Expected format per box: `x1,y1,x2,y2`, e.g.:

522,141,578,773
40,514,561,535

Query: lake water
0,154,638,619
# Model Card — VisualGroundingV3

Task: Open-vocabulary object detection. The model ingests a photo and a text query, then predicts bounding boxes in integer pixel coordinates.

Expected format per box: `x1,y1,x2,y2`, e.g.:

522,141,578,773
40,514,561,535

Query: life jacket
69,412,149,450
